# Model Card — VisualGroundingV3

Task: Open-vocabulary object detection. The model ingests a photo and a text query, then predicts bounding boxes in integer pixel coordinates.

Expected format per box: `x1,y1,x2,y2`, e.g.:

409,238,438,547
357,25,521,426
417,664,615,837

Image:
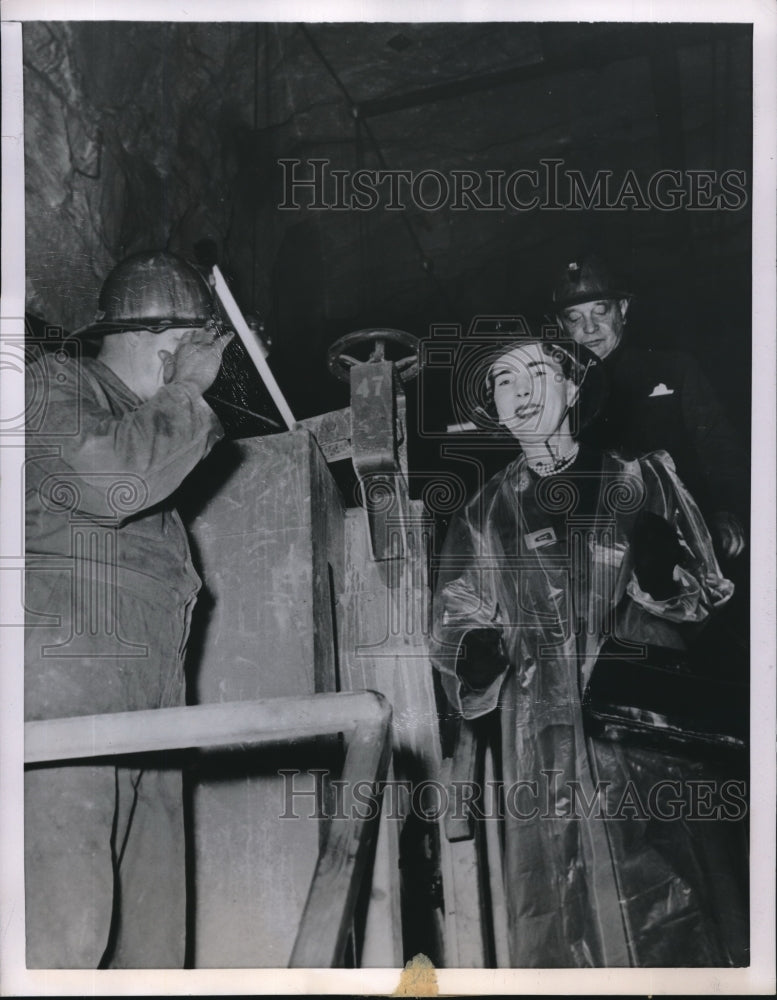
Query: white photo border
1,1,774,995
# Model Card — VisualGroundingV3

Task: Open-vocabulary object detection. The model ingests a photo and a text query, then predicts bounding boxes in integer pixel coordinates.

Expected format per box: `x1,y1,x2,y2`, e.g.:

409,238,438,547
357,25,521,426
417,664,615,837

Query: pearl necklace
527,442,580,477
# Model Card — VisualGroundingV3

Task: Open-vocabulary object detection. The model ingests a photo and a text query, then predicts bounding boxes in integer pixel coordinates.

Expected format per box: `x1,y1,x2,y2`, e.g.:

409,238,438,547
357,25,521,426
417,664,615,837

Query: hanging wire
299,23,355,108
298,23,456,313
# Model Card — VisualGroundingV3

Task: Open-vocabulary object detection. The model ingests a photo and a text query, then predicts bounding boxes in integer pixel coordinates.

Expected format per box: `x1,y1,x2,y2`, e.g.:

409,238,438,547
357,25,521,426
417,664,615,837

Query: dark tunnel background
23,20,752,498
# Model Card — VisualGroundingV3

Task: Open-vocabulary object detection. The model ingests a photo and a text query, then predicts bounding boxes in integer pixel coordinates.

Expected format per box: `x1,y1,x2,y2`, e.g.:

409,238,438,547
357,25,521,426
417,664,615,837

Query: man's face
489,342,576,442
556,297,629,359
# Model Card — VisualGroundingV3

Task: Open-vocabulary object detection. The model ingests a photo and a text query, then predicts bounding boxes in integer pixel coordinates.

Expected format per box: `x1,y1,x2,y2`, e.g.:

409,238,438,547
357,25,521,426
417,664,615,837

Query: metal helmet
551,254,632,311
72,250,222,338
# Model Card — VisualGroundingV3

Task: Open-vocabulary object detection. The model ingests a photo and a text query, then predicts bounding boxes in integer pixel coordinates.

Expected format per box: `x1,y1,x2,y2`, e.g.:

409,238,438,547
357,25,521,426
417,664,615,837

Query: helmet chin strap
530,364,590,472
535,423,578,472
546,376,582,454
556,356,594,440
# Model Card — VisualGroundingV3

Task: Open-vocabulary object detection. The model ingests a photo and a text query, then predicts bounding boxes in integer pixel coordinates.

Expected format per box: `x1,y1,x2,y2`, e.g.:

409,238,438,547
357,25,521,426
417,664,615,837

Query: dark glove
457,628,509,690
631,509,686,600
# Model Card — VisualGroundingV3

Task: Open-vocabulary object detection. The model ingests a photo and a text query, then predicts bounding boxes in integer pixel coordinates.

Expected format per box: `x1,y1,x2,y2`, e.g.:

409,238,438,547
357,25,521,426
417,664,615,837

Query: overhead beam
355,58,547,119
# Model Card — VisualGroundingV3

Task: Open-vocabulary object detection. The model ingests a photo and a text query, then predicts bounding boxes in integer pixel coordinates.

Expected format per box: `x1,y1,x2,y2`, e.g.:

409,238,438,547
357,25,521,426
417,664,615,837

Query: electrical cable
297,24,457,313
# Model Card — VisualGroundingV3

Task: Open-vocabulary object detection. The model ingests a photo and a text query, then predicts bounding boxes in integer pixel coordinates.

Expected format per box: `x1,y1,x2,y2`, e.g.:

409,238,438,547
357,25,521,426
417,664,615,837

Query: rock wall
24,21,280,333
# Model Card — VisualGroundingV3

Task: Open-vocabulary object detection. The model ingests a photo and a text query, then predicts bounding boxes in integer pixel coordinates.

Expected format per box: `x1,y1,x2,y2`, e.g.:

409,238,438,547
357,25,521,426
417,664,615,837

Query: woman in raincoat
431,337,748,967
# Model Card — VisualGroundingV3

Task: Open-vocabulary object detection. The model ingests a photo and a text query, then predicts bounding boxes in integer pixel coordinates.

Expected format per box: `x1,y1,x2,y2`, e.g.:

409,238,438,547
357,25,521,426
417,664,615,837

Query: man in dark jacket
24,251,232,968
551,254,747,560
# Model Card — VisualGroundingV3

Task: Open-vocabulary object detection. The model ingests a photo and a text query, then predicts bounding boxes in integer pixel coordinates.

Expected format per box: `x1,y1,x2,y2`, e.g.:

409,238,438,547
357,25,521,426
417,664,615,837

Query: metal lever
328,328,420,563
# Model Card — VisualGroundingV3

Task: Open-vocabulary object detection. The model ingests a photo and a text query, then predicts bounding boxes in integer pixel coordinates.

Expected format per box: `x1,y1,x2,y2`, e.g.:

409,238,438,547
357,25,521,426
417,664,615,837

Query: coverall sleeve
26,355,224,522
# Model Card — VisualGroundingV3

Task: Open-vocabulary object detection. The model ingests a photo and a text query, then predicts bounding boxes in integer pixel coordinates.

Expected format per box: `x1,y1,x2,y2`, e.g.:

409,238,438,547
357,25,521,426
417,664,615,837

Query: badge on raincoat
524,526,558,550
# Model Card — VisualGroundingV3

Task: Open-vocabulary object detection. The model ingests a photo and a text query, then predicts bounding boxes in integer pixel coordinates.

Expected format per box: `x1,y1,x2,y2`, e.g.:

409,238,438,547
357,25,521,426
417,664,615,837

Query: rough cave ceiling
22,20,752,432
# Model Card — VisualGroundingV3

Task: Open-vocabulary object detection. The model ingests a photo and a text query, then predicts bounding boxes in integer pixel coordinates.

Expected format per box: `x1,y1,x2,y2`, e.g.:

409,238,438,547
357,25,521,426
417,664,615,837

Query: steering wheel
327,328,420,384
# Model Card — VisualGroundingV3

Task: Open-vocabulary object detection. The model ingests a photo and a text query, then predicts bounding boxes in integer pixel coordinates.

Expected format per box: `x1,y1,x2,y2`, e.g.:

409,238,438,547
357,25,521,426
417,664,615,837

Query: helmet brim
552,289,633,311
67,316,228,339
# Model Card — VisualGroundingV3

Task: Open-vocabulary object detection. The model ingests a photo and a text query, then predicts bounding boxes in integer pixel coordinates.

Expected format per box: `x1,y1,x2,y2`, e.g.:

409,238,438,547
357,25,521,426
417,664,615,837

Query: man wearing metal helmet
24,250,232,967
552,254,747,561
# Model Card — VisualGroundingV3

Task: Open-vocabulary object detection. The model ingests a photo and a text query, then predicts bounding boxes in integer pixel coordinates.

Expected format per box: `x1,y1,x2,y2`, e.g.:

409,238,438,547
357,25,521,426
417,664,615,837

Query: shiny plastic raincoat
431,444,748,967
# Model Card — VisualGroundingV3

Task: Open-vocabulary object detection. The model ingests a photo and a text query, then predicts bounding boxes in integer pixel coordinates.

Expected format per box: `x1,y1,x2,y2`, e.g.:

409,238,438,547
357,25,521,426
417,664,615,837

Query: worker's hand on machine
159,327,234,393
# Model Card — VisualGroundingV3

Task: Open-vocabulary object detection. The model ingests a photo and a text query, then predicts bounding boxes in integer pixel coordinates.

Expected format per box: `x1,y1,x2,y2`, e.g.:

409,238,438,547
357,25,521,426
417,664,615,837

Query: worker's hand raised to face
159,328,234,394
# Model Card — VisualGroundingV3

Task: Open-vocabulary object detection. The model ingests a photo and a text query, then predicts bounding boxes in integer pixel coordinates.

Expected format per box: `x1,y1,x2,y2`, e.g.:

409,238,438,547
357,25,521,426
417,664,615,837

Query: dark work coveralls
24,349,223,967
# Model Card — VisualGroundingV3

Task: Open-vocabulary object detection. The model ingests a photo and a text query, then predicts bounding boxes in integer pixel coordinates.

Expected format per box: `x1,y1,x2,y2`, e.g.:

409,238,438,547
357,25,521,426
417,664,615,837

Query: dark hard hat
71,250,221,338
551,254,632,311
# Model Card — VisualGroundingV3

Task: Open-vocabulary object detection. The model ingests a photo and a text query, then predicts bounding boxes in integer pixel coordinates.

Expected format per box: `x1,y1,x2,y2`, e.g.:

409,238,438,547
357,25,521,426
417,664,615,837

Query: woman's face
489,342,577,441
